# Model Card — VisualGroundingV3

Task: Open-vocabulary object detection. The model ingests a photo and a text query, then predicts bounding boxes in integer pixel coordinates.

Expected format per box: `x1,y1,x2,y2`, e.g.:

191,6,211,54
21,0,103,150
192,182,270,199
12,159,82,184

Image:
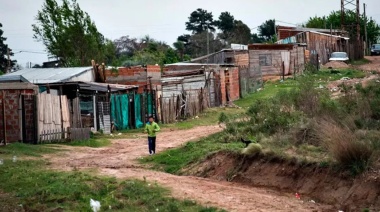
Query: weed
218,112,229,124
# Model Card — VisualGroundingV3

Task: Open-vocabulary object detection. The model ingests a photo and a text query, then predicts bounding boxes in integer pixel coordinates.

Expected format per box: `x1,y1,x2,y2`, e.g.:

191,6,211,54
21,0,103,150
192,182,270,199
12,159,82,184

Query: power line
14,50,48,54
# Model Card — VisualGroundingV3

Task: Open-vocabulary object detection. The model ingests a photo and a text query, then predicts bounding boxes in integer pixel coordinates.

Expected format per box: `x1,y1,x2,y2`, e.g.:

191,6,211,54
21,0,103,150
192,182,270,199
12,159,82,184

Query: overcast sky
1,0,380,66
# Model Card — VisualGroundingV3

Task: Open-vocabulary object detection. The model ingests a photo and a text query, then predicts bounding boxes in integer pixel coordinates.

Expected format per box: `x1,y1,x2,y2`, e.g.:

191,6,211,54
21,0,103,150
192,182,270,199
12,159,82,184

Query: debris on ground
323,61,349,69
90,199,101,212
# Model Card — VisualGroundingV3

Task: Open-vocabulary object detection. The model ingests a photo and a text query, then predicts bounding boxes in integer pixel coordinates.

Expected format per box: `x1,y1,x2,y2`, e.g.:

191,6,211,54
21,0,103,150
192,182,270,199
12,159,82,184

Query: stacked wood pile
158,88,210,124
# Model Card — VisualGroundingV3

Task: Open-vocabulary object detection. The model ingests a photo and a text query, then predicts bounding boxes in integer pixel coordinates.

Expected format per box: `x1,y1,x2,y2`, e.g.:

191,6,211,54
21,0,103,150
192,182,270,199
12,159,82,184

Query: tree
186,8,217,34
251,33,264,43
173,41,185,60
0,23,16,72
305,11,380,45
227,20,251,44
32,0,112,66
113,36,140,57
258,19,276,42
217,12,235,37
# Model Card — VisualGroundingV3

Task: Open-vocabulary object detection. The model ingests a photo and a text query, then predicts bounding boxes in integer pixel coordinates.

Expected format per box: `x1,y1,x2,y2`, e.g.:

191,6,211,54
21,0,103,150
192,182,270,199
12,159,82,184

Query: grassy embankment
142,68,380,175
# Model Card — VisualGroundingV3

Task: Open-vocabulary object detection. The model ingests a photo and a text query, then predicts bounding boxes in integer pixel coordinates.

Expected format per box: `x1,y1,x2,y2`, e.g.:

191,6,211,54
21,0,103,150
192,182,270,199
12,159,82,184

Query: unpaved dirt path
357,56,380,73
45,126,331,212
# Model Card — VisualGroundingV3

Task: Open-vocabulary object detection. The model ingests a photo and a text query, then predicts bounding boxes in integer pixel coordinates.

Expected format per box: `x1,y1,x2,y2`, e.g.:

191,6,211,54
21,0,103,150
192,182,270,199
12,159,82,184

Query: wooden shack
277,31,350,64
190,49,248,67
248,44,306,76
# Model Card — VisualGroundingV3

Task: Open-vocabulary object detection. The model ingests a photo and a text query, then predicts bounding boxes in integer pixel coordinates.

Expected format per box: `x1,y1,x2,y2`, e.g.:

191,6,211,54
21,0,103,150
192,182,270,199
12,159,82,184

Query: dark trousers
148,136,156,154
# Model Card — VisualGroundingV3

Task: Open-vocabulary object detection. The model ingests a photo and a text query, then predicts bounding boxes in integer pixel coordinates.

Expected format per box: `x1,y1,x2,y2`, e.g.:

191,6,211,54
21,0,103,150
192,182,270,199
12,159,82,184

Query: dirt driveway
46,126,331,212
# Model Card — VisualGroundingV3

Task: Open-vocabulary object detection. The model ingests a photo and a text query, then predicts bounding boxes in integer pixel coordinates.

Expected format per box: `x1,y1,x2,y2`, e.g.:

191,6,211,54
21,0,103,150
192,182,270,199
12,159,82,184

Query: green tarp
134,94,143,128
111,93,146,130
111,94,129,130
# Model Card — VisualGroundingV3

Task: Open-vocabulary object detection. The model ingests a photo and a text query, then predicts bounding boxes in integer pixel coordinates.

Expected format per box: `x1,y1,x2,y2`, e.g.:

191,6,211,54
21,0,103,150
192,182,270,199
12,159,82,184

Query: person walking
144,115,160,155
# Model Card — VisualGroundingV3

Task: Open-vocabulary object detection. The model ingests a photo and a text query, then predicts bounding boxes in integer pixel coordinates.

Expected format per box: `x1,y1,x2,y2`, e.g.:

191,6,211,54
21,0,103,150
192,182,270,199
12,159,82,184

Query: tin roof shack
0,83,39,144
105,65,162,93
190,49,248,67
276,25,344,40
0,67,95,84
164,63,240,107
248,44,306,77
40,82,138,136
277,31,349,64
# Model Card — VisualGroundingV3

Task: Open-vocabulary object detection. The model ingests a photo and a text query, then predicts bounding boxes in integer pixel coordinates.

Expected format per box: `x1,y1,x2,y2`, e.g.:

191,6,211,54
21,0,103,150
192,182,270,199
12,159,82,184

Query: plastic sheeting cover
134,94,143,128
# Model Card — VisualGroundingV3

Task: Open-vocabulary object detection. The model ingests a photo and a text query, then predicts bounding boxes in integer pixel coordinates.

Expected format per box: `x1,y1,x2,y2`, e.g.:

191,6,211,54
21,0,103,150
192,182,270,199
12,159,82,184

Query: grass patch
312,68,366,81
161,108,245,130
350,58,371,66
65,138,111,148
141,132,243,174
0,159,224,211
235,79,298,108
0,142,60,157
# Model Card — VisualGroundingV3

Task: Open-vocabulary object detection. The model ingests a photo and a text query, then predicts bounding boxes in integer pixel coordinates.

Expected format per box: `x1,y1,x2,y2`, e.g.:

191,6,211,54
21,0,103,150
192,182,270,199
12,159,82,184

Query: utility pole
7,48,11,73
206,27,210,59
356,0,360,42
364,3,368,55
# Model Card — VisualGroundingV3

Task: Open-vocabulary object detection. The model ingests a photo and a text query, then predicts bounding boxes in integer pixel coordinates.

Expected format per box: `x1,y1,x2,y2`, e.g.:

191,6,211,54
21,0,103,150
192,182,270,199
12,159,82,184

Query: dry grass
318,119,373,173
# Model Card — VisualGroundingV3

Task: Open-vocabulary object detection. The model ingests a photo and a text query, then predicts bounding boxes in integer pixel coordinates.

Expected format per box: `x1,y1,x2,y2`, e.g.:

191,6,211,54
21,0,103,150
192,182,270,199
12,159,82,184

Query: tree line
1,0,379,71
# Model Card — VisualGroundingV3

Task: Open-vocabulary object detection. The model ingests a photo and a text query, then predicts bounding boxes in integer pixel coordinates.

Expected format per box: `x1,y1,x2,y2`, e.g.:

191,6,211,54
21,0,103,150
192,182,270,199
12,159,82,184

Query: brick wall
0,89,35,143
105,66,162,93
230,67,240,101
218,67,240,105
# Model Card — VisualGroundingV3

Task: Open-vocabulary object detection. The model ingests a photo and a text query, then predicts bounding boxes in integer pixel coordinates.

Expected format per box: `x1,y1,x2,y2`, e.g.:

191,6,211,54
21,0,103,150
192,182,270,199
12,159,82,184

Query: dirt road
357,56,380,72
46,126,331,212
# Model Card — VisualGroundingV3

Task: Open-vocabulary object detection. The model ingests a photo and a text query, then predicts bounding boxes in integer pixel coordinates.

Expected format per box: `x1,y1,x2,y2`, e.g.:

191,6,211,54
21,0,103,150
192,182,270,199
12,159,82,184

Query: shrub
218,112,229,124
291,118,320,146
319,119,373,174
247,98,301,135
241,143,262,156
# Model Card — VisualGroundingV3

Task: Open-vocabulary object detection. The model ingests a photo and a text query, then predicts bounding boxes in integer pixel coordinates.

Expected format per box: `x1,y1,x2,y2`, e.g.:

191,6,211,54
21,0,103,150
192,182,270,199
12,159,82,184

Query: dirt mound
184,151,380,211
323,61,350,69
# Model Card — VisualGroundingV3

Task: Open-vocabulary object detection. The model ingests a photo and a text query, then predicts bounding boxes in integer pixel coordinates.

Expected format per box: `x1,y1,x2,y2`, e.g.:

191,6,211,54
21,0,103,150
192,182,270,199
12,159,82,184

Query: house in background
276,31,349,64
276,25,344,40
164,63,240,107
190,47,249,67
248,44,306,76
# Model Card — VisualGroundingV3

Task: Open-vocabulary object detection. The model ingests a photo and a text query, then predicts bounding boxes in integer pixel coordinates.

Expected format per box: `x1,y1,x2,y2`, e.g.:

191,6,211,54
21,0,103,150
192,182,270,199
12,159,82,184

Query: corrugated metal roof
0,74,28,82
43,81,138,92
0,67,93,83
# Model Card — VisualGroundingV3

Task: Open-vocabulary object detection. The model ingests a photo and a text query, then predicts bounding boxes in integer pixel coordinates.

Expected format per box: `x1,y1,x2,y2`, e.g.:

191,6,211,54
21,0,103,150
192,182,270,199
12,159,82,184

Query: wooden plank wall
249,47,305,76
38,93,71,143
159,88,209,124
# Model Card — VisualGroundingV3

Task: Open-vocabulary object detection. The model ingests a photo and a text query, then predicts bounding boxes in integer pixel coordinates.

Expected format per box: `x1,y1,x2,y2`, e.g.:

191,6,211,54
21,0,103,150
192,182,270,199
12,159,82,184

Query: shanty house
190,46,249,67
276,31,350,64
248,44,306,77
0,67,140,143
